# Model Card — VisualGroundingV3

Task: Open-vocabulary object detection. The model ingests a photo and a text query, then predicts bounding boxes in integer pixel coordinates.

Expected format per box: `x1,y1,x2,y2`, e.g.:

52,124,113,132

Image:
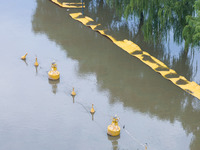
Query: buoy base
34,63,39,67
90,109,95,114
107,125,120,136
48,71,60,80
71,93,76,96
90,111,95,114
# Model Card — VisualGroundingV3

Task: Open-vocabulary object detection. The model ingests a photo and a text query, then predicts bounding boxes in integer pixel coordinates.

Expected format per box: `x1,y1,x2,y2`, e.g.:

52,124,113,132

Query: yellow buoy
145,143,148,150
34,57,39,67
71,88,76,96
90,104,95,114
107,115,120,136
48,61,60,80
21,53,28,60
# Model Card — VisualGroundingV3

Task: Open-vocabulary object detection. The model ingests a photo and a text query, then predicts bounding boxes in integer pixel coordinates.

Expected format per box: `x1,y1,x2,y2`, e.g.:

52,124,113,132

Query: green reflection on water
106,0,196,48
32,0,200,149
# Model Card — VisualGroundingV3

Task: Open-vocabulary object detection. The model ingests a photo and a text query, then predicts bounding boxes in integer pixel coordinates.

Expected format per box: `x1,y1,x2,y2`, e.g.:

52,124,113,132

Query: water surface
0,0,199,150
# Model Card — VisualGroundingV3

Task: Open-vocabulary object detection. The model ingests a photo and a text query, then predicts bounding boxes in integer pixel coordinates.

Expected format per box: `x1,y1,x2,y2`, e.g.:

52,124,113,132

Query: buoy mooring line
120,122,148,149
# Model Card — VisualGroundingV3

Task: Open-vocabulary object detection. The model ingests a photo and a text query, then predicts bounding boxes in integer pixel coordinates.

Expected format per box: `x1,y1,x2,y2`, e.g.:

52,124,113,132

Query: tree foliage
183,0,200,49
106,0,198,49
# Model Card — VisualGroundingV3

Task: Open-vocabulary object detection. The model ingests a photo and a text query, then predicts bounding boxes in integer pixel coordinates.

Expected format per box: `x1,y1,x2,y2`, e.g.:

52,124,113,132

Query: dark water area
63,0,200,85
0,0,200,150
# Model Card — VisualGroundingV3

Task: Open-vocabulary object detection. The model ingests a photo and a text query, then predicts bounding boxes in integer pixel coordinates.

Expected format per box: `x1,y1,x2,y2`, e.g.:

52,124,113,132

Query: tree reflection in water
32,0,200,149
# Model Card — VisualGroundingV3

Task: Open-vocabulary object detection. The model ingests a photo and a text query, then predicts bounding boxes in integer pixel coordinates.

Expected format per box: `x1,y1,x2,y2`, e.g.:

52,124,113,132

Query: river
0,0,200,150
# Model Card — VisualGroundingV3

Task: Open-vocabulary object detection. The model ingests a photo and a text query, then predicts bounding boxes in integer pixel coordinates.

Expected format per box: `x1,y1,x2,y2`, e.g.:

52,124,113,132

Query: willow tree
183,0,200,50
106,0,196,48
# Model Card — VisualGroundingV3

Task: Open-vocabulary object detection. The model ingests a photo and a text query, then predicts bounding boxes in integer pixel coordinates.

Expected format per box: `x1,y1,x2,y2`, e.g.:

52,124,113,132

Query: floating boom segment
50,0,200,100
51,0,85,8
69,12,82,19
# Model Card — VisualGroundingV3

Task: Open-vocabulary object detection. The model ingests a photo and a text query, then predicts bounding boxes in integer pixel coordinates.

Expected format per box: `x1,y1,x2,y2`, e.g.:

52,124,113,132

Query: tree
106,0,196,49
183,0,200,50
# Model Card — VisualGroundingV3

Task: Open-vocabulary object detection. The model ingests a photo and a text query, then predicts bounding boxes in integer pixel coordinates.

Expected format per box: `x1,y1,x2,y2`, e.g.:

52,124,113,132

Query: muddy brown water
0,0,200,150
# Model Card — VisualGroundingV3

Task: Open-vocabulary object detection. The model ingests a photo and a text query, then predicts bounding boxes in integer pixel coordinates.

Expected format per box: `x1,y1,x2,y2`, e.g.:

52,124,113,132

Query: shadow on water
32,0,200,149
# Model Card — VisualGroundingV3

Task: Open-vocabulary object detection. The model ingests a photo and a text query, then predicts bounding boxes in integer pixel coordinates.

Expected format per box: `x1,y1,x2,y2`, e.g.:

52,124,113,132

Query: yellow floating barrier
74,17,93,25
143,61,160,70
123,39,141,52
51,0,85,8
62,5,85,8
50,0,200,100
150,56,168,68
113,40,141,54
69,12,82,18
103,34,116,42
96,30,106,35
86,24,101,30
158,69,178,79
63,2,85,5
51,0,63,7
107,115,120,136
48,61,60,80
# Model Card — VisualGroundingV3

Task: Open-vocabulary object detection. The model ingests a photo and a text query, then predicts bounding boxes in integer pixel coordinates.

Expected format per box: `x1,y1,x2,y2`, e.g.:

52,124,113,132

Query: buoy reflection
48,79,60,94
107,134,120,150
35,66,38,75
22,59,28,66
